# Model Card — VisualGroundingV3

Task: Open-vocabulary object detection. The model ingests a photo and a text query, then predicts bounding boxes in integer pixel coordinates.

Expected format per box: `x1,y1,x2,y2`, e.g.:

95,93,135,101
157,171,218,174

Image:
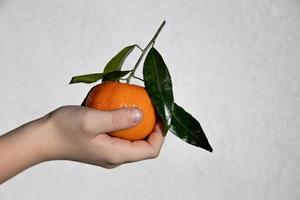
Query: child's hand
43,106,165,169
0,106,164,183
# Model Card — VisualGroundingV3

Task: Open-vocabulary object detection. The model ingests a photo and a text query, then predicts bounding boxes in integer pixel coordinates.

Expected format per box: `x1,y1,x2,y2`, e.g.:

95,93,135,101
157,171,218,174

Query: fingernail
131,108,142,123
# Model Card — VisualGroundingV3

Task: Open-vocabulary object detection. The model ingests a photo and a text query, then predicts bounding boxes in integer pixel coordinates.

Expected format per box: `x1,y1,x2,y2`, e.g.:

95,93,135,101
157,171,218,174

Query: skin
0,106,165,184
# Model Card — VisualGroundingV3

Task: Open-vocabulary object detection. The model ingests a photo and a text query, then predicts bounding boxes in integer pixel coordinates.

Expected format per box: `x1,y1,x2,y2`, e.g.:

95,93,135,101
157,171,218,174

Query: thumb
84,107,143,134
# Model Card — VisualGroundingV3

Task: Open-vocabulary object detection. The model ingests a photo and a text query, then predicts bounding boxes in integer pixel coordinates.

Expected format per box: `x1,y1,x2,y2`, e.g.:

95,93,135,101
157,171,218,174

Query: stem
133,76,144,82
126,20,166,83
136,45,143,52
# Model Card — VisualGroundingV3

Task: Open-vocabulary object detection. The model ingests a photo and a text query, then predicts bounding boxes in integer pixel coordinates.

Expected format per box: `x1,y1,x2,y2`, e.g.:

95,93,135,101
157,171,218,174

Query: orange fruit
85,81,156,140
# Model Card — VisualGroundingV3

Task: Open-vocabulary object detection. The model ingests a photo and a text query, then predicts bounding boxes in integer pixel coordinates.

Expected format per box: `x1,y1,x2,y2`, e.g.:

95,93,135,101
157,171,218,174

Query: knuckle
80,110,92,132
106,154,122,166
111,110,131,130
103,164,119,169
149,150,160,159
110,112,121,129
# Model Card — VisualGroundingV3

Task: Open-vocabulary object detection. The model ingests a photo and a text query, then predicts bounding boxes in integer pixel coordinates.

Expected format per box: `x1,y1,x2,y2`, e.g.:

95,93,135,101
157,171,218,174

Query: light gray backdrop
0,0,299,199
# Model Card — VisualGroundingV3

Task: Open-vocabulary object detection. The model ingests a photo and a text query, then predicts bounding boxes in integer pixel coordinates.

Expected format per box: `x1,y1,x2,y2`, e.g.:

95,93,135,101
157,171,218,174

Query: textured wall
0,0,299,199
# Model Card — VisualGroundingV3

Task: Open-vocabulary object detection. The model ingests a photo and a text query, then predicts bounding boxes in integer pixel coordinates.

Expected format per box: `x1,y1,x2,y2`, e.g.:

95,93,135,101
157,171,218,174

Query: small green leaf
170,103,213,152
103,45,135,73
102,70,131,81
102,45,135,81
143,47,174,135
69,70,130,84
69,73,105,84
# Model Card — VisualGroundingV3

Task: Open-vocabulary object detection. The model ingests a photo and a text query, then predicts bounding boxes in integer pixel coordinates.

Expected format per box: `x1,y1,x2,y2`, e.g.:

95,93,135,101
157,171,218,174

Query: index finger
146,121,165,150
118,123,165,163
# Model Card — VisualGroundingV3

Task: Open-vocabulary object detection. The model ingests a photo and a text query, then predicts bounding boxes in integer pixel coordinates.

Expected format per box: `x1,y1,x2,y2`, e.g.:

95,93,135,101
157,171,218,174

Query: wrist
0,115,61,183
35,114,65,162
19,116,55,164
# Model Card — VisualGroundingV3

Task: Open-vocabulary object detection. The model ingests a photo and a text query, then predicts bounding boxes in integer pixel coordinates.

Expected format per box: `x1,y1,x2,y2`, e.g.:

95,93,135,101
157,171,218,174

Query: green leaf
103,45,135,73
69,73,105,84
69,70,130,84
102,70,131,81
170,103,213,152
143,47,174,135
102,45,135,81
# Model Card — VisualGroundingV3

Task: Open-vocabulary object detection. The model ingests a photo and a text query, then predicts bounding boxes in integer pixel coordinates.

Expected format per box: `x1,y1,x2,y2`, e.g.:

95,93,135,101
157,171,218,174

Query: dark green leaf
170,103,213,152
102,45,135,81
69,73,105,84
143,47,174,135
102,70,131,81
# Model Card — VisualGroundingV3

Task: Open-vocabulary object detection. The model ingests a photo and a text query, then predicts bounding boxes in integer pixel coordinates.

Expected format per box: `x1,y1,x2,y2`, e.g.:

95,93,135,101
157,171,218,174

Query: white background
0,0,299,199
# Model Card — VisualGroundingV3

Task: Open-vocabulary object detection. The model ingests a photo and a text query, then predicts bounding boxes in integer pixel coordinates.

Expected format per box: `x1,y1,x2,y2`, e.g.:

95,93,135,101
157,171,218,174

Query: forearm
0,117,51,184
